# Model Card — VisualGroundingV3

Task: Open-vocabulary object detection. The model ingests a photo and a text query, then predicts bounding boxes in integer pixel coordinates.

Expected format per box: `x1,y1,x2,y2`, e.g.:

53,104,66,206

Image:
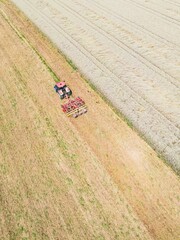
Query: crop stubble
0,1,180,240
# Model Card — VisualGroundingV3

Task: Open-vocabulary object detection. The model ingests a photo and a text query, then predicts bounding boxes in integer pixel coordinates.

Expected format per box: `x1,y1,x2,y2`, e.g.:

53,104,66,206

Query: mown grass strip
66,58,78,71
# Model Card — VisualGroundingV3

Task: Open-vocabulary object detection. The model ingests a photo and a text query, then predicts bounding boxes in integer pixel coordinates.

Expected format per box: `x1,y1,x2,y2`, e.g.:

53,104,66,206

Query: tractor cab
54,81,72,99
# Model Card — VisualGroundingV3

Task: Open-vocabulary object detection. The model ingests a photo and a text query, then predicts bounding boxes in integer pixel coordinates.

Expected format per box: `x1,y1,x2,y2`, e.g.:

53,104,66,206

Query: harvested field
11,0,180,171
0,1,180,240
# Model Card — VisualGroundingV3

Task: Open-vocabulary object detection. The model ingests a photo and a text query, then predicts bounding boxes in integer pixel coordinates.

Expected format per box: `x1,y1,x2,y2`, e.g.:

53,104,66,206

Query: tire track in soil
87,0,180,48
119,0,180,25
53,0,179,85
120,0,180,22
167,0,180,7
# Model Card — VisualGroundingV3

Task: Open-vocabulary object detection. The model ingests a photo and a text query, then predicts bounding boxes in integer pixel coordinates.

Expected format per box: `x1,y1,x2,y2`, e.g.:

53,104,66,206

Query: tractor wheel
73,113,78,118
60,94,64,100
67,90,72,97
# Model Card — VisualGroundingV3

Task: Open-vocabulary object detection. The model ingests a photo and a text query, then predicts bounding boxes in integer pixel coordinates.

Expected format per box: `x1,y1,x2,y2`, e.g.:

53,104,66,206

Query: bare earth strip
0,1,180,240
10,0,180,171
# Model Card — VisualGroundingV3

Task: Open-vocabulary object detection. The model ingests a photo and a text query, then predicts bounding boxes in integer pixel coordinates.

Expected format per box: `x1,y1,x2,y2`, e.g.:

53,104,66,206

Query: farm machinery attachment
54,81,87,118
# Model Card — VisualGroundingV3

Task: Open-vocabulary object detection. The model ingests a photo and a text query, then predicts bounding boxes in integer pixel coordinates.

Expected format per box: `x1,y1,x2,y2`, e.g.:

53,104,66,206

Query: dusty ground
10,0,180,171
0,1,180,240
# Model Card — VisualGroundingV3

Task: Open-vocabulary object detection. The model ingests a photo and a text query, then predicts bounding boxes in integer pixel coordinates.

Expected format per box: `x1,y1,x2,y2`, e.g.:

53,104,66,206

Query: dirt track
11,0,180,171
0,1,180,240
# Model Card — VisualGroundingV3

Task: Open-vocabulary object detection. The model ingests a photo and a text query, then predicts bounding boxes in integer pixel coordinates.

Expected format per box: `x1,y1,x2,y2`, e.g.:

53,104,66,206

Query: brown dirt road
0,1,180,239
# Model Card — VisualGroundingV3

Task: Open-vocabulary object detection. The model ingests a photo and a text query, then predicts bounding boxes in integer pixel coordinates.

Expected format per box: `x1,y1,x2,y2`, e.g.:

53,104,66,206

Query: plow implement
54,81,87,118
61,97,87,118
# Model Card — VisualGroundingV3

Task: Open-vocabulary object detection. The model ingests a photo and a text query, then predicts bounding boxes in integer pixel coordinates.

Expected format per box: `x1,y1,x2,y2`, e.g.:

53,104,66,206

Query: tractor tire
67,90,72,97
73,113,78,118
60,95,64,100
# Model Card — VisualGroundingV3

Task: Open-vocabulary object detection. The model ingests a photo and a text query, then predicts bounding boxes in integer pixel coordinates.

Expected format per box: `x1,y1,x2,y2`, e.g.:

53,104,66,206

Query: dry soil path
11,0,180,171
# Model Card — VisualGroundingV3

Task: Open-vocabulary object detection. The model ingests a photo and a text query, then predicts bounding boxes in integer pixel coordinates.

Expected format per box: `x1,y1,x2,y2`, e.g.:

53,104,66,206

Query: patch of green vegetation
70,160,80,170
78,185,91,194
66,177,73,186
31,232,37,239
9,225,29,240
102,221,111,230
57,139,72,159
96,235,105,240
11,99,17,108
66,217,73,234
18,33,25,42
13,65,23,79
45,117,52,128
57,138,68,151
69,153,77,160
9,94,18,110
0,163,8,174
126,119,133,128
79,196,85,207
66,58,78,71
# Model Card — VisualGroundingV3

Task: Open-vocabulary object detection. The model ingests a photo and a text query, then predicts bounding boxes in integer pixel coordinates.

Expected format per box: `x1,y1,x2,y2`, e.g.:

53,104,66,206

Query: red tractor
54,81,87,118
54,81,72,99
